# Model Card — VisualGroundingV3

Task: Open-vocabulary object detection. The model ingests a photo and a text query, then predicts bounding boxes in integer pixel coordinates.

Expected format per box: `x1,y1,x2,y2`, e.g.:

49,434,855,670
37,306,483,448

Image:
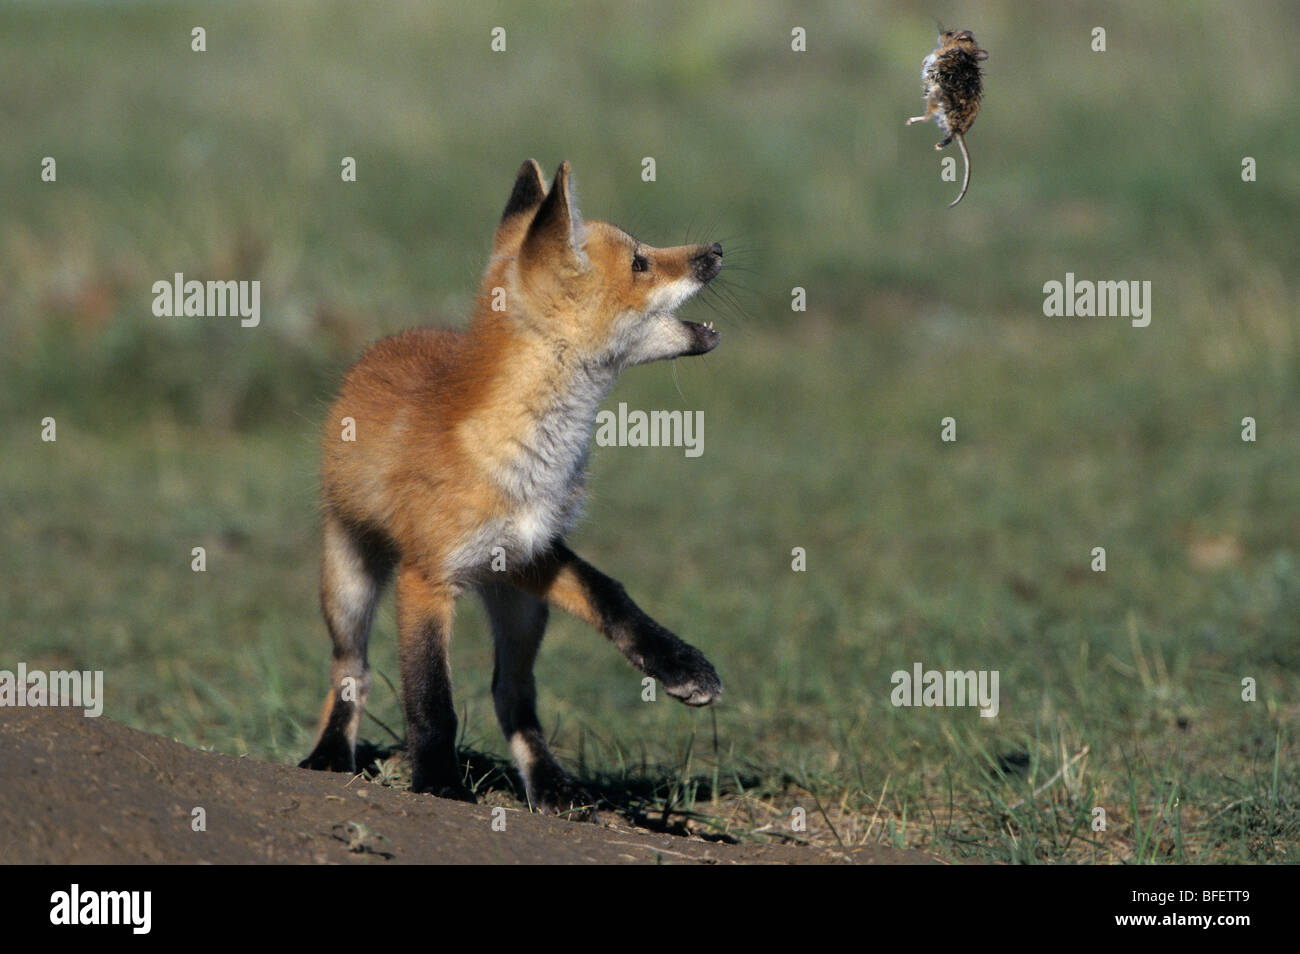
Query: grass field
2,0,1298,863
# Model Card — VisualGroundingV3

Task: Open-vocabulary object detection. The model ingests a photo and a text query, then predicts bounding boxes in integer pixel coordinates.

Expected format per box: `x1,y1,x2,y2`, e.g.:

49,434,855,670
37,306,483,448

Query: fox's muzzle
676,243,722,355
690,243,723,284
680,320,720,355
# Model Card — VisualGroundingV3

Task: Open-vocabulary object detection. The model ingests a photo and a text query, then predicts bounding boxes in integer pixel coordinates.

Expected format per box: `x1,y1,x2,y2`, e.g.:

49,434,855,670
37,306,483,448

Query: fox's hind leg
479,581,596,817
395,562,474,801
300,513,393,774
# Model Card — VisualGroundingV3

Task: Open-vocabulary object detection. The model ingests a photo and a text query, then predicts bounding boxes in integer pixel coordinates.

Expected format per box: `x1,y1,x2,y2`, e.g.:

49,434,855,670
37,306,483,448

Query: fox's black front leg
516,541,722,706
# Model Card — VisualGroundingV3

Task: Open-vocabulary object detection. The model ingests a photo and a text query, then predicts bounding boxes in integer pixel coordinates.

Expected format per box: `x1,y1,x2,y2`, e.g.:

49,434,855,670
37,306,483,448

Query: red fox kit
300,160,724,813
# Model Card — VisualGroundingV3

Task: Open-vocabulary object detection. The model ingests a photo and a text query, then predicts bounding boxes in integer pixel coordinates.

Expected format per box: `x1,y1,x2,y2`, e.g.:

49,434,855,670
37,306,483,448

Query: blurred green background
2,0,1297,862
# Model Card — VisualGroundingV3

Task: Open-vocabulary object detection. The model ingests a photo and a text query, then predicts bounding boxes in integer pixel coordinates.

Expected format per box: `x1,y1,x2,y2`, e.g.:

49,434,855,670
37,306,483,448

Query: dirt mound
0,708,943,864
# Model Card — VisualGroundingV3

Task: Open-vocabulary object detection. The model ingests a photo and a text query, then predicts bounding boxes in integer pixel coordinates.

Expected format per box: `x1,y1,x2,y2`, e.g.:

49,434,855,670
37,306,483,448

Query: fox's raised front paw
653,644,723,707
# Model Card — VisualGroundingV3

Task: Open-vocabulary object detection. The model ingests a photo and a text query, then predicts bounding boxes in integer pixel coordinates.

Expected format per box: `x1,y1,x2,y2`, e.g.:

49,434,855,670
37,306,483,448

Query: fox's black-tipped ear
501,159,546,223
520,161,584,268
492,159,548,255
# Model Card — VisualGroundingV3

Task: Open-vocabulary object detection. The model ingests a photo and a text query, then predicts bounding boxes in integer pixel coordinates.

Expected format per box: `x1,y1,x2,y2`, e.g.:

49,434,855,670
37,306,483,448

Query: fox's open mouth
680,319,720,355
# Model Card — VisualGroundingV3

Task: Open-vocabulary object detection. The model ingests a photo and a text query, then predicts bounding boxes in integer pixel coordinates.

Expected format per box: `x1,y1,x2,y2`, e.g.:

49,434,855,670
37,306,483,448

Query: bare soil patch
0,708,944,865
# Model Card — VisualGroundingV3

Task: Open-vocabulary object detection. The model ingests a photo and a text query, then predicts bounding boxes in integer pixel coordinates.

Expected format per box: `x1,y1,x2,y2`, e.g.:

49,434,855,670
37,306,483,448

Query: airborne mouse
906,29,989,208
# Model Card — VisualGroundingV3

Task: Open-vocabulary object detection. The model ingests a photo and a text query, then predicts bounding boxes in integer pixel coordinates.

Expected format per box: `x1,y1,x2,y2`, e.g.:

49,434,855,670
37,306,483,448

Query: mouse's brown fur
906,29,988,207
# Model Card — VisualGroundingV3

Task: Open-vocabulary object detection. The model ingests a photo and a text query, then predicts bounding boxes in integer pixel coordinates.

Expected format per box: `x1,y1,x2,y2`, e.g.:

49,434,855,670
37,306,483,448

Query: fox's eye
632,253,649,273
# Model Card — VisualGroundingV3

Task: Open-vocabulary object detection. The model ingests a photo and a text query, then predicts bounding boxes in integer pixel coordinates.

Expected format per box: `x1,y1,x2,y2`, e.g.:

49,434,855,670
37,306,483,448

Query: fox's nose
691,243,723,283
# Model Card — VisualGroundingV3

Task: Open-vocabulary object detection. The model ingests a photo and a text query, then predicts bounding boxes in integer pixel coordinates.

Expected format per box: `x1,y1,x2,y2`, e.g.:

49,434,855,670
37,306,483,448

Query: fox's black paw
410,770,477,804
428,783,478,804
526,764,599,821
299,737,356,774
654,644,723,707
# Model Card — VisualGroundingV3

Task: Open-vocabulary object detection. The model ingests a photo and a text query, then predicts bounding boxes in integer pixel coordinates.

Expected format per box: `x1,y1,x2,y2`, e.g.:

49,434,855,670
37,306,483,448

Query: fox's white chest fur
447,361,615,579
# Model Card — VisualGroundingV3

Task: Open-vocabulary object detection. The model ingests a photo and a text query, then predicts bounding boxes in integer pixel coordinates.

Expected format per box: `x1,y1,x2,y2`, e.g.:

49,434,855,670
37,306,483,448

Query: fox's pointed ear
520,161,585,269
492,159,548,256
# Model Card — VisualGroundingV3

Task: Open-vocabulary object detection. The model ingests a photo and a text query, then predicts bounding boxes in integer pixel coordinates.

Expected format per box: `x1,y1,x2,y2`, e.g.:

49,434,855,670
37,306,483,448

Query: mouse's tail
949,134,970,208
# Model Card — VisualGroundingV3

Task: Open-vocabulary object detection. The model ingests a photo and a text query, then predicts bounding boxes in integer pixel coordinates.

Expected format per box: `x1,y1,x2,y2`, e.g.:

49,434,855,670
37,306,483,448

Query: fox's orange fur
301,160,724,813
